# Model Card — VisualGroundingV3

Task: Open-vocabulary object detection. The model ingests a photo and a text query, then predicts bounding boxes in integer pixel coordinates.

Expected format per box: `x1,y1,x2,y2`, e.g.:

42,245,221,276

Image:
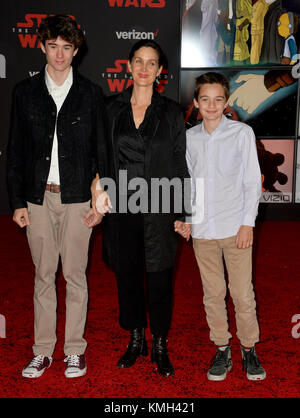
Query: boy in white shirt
186,72,266,381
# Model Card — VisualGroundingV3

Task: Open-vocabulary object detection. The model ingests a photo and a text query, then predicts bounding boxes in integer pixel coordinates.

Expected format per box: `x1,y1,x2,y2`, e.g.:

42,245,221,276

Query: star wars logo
102,59,170,93
108,0,165,7
0,54,6,78
12,14,82,48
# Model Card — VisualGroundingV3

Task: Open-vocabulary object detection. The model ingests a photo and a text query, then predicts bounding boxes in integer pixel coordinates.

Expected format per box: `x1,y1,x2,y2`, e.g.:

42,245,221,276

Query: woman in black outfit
92,40,190,377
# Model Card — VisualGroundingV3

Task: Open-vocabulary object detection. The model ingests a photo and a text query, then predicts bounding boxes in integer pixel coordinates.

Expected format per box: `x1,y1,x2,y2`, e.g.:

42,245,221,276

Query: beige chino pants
26,191,92,356
193,235,260,348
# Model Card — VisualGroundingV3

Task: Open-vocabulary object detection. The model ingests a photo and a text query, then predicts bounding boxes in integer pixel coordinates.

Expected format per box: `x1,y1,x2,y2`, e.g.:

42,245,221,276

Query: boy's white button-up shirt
45,66,73,185
186,115,262,239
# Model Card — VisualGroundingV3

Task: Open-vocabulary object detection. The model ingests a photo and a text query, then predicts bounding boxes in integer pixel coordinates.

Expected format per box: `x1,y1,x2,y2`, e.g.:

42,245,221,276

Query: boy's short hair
38,15,84,49
194,72,230,101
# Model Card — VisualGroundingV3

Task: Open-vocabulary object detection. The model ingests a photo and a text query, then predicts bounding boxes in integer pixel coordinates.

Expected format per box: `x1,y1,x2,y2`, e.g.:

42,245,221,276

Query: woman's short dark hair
128,40,165,67
38,14,84,49
194,72,230,101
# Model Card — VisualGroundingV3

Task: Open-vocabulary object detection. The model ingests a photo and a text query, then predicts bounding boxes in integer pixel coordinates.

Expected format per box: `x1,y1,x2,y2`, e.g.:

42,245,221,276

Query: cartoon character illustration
228,69,296,114
250,0,275,64
181,0,300,67
256,140,288,192
278,12,299,65
260,0,284,64
199,0,219,65
233,0,252,63
216,0,236,64
184,68,296,130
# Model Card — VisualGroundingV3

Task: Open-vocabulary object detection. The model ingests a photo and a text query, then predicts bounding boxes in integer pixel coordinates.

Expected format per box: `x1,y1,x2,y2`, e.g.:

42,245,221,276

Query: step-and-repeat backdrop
0,0,180,214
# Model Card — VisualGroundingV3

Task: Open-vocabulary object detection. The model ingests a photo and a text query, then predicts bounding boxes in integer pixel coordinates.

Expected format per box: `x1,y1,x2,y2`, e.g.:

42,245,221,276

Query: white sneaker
64,354,86,378
22,355,52,378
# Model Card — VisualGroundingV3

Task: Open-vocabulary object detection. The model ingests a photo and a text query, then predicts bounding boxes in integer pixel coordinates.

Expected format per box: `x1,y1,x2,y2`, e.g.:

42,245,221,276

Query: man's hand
174,221,191,241
236,225,253,249
84,209,103,228
13,208,30,228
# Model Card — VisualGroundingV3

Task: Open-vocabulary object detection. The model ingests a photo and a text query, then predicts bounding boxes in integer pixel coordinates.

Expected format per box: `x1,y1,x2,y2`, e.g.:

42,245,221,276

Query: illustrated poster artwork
181,68,297,136
181,0,300,68
258,139,294,203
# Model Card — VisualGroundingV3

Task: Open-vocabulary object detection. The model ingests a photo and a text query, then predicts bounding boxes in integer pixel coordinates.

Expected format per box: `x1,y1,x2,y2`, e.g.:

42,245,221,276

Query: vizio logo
0,54,6,78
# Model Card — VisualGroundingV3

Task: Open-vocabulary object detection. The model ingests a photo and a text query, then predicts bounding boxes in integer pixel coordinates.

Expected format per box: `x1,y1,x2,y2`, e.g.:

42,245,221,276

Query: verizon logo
116,29,158,40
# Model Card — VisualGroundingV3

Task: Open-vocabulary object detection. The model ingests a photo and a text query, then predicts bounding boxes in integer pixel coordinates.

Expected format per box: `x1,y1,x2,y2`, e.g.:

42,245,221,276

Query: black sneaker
207,346,232,381
241,346,266,381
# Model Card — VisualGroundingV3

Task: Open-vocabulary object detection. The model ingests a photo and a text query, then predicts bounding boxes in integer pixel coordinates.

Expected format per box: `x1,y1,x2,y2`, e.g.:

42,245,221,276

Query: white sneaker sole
207,364,233,381
22,368,47,378
247,371,267,381
65,367,87,378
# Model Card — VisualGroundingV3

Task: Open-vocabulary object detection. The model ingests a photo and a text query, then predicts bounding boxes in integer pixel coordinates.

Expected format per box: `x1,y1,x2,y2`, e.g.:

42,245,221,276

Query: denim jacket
7,68,107,210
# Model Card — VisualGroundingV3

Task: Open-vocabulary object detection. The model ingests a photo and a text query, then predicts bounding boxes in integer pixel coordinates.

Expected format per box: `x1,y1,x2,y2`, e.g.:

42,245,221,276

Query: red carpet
1,215,300,398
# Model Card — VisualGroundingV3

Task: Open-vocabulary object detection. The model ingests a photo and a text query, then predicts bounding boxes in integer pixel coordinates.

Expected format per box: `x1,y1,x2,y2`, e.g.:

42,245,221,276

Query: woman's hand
91,174,112,215
174,220,191,241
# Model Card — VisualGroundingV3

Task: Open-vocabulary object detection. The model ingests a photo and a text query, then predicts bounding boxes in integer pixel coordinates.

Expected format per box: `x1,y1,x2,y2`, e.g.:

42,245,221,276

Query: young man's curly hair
38,14,84,49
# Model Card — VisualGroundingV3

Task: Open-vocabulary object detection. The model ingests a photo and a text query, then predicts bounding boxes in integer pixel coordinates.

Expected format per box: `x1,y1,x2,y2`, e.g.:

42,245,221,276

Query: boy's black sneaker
207,346,232,381
241,346,266,381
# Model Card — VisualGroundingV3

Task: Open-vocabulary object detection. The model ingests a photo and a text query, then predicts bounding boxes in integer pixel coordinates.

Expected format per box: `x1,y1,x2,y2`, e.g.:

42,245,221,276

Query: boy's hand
236,225,253,249
174,221,191,241
13,208,30,228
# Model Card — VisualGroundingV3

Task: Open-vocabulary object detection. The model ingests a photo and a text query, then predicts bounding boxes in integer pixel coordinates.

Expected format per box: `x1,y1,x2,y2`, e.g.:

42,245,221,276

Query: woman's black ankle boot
117,328,148,368
151,335,174,377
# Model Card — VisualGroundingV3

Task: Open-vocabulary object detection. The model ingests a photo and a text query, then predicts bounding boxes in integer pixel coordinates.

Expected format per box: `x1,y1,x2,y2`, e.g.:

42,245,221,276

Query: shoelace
29,355,44,367
243,349,260,371
210,350,227,367
64,355,80,367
